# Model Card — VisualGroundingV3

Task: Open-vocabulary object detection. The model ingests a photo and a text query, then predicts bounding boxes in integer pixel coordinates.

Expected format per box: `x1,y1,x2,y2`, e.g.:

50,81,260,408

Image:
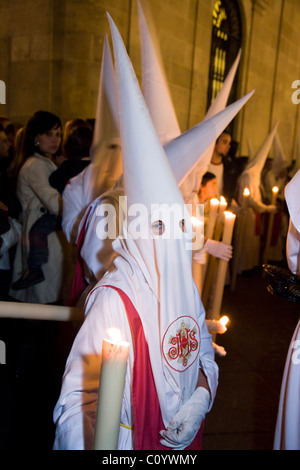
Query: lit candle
210,211,236,319
271,186,279,205
219,196,227,212
206,198,219,240
94,328,130,450
242,187,250,210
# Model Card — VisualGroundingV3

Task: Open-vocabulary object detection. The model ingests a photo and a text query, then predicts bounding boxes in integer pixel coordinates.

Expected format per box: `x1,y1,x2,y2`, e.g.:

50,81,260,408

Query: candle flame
210,198,220,207
191,216,202,227
220,196,227,206
219,315,229,327
243,187,250,197
224,211,236,221
106,328,123,344
272,186,279,194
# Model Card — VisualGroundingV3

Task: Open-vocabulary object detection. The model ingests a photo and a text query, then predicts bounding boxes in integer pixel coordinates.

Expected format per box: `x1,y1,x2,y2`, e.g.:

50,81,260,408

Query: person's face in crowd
215,132,231,158
0,130,11,158
35,125,62,157
200,177,218,202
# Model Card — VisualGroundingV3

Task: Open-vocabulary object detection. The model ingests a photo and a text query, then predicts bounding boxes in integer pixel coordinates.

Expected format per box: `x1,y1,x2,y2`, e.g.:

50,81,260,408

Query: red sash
103,285,203,450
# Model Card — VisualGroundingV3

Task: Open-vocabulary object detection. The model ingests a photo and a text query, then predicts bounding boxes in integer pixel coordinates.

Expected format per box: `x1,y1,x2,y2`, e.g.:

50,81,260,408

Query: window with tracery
207,0,242,112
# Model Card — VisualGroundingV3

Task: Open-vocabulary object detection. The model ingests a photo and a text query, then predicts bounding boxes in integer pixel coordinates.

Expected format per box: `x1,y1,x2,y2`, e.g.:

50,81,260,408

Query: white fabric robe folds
53,239,218,450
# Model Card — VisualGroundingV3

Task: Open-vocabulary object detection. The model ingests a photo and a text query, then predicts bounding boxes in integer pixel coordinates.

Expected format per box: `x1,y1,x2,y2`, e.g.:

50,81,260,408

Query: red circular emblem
162,316,200,372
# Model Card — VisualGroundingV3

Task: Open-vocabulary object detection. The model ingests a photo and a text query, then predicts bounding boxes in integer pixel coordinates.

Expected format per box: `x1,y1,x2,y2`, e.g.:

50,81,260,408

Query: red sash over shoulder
103,285,203,450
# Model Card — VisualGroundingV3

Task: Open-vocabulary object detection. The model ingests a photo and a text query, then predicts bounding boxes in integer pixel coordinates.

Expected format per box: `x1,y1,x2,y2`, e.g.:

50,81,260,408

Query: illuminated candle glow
94,328,130,450
206,198,219,240
271,186,279,205
210,211,236,319
219,196,227,212
242,187,250,209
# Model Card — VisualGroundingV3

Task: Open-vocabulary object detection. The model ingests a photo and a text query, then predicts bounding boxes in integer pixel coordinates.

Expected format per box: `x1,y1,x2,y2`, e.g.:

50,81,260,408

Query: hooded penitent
138,0,181,145
237,121,279,206
88,34,122,200
107,12,205,427
180,49,242,200
61,35,122,243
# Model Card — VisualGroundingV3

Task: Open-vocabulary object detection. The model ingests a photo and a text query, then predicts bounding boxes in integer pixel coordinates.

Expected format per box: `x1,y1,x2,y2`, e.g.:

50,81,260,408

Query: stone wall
0,0,299,161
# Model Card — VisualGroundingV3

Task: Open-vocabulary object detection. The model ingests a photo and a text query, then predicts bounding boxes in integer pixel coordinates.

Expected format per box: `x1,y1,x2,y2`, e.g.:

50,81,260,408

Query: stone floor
202,266,300,450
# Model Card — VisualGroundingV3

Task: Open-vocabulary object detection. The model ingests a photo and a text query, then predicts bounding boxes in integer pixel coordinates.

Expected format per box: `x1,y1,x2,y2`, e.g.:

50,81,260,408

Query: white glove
205,238,233,261
212,342,227,357
192,247,207,265
159,387,210,450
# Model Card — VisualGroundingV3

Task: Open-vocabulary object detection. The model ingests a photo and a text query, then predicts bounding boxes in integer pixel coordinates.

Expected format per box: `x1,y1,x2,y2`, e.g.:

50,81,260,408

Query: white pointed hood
238,122,279,200
138,0,181,144
89,35,123,199
166,91,254,186
107,12,202,426
285,169,300,233
271,132,288,177
181,49,242,196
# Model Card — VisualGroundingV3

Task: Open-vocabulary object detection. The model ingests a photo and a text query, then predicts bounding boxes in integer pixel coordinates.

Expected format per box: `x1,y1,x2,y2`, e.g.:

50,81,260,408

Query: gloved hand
205,238,233,261
159,387,210,450
192,247,207,265
266,204,277,213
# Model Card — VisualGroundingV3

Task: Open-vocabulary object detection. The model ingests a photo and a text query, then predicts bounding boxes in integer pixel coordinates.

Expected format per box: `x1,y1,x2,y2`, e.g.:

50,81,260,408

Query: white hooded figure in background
273,169,300,450
53,14,218,450
71,3,253,306
235,122,278,271
61,35,122,245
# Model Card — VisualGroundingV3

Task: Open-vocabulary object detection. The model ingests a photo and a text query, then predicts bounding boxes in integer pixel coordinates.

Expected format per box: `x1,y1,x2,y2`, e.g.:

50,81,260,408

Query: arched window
207,0,242,111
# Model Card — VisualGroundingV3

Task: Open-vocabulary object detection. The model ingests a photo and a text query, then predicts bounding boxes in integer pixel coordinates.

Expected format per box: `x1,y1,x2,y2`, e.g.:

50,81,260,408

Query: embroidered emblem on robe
162,316,200,372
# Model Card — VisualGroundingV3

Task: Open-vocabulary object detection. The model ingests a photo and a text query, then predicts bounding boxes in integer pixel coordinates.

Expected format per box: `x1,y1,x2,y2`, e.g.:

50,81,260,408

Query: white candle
206,198,219,240
191,216,204,295
94,328,130,450
242,187,250,210
210,211,236,319
263,186,279,264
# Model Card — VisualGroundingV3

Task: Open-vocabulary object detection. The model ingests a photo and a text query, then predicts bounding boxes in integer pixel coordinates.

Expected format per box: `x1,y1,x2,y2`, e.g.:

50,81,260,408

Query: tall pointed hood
138,0,181,144
107,12,202,427
89,35,123,198
166,91,254,186
289,133,300,179
182,49,242,196
238,122,279,202
245,121,279,174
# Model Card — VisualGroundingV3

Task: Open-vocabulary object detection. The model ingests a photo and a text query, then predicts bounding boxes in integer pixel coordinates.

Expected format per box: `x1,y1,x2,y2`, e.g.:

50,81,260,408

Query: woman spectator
9,110,69,304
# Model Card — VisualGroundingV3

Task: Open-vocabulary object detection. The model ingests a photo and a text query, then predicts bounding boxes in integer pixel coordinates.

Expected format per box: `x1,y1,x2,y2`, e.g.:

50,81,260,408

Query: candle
263,187,279,264
271,186,279,205
210,211,236,319
205,198,219,240
94,328,130,450
191,216,204,295
219,196,227,212
242,187,250,210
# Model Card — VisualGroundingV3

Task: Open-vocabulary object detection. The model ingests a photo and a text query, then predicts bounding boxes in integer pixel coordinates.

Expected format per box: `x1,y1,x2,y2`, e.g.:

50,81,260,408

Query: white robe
53,238,218,450
274,220,300,450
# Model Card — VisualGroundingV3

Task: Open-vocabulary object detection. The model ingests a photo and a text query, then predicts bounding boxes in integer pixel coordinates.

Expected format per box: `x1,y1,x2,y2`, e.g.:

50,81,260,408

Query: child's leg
28,212,61,269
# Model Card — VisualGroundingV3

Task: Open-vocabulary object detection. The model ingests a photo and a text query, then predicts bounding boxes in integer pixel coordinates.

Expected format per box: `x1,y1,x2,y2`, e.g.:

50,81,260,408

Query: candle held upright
94,330,130,450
